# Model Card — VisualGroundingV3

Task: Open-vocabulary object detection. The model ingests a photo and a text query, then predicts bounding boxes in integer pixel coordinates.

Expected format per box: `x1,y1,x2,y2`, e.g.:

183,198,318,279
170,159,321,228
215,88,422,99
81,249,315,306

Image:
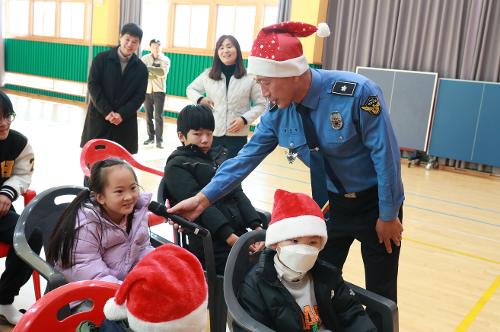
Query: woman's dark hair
46,158,137,268
177,104,215,139
208,35,246,80
0,91,15,117
120,23,143,41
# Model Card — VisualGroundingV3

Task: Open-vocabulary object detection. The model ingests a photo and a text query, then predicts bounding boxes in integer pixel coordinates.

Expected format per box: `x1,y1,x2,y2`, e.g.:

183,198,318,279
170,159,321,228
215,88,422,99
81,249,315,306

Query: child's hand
199,97,214,109
249,241,265,254
226,234,239,246
0,195,12,217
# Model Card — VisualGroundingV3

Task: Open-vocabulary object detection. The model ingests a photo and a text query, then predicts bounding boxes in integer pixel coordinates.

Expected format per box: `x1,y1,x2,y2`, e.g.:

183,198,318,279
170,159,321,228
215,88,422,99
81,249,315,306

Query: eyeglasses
0,114,15,123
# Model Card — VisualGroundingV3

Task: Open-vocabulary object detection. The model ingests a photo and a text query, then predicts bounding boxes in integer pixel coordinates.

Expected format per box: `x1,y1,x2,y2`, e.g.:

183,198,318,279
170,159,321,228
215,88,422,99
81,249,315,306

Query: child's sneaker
0,304,23,325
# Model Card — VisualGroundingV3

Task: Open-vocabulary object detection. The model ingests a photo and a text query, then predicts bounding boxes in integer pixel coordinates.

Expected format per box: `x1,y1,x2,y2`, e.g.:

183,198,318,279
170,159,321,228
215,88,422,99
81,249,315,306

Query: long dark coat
80,47,148,154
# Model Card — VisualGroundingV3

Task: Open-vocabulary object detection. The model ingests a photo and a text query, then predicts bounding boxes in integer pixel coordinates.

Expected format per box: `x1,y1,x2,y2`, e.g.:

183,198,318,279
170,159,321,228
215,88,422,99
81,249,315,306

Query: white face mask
278,244,320,273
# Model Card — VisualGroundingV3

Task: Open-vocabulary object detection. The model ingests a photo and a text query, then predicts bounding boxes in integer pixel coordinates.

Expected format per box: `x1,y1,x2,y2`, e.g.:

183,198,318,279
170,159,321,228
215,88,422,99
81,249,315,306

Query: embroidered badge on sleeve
361,96,381,116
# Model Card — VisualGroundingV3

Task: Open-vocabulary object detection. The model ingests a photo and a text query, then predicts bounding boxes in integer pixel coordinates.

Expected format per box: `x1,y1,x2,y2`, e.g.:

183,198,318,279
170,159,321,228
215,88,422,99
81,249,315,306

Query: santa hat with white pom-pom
104,244,208,332
248,21,330,78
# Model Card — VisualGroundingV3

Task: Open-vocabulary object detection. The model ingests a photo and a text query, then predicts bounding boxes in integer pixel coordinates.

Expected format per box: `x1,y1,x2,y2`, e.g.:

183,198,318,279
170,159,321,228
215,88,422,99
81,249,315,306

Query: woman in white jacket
186,35,265,158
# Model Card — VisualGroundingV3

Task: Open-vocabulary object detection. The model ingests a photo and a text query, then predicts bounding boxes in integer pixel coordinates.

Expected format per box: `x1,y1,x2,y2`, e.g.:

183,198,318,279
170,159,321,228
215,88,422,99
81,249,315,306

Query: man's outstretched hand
167,192,210,225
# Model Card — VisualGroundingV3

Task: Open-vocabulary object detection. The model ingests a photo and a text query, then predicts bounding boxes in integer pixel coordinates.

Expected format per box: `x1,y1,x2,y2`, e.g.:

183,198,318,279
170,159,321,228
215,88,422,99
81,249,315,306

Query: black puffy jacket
237,249,377,332
164,144,263,271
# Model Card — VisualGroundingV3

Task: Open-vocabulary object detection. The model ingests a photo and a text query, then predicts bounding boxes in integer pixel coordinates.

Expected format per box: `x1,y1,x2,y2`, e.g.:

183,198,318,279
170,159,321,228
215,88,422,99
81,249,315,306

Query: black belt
329,185,378,200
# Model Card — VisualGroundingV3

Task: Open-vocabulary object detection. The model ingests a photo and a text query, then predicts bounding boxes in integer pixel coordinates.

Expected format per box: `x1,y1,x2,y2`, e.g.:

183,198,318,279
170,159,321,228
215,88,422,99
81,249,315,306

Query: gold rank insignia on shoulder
361,96,381,116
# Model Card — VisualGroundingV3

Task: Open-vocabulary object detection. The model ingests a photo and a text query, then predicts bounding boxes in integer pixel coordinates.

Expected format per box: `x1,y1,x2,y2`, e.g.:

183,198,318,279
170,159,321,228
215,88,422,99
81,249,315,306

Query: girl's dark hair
208,35,246,80
177,104,215,139
0,91,15,116
46,158,137,268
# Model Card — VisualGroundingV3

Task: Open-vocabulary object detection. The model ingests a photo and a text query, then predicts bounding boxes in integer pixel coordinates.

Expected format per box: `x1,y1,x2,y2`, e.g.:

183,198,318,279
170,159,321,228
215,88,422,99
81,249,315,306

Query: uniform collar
300,69,321,110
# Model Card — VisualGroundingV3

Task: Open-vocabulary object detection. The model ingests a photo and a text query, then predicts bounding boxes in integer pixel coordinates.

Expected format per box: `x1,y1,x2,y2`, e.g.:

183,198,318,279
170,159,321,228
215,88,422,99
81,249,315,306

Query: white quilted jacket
186,69,265,137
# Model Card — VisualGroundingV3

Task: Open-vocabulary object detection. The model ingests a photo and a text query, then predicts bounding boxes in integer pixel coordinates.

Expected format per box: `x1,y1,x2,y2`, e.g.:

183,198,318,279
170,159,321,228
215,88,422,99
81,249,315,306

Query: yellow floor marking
455,275,500,331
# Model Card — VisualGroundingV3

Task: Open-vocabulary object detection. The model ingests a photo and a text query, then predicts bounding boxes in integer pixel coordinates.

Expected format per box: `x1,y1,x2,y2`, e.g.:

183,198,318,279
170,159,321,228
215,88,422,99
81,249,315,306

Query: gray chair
223,230,399,332
14,185,85,294
156,178,226,332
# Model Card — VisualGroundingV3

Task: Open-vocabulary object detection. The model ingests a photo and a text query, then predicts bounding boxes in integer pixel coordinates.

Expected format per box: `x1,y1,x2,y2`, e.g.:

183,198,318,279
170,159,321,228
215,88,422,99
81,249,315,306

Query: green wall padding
164,52,213,97
4,39,112,83
4,38,321,102
5,39,89,82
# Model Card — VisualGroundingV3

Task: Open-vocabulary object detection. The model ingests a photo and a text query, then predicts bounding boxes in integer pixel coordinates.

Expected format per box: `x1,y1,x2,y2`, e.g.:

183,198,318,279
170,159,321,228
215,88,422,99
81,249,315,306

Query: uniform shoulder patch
331,81,357,96
361,96,381,116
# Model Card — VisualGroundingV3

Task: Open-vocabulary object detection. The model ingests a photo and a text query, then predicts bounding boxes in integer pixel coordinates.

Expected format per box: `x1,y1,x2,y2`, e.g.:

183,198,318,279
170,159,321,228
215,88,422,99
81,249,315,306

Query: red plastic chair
0,189,41,300
80,138,164,177
80,139,166,228
13,280,120,332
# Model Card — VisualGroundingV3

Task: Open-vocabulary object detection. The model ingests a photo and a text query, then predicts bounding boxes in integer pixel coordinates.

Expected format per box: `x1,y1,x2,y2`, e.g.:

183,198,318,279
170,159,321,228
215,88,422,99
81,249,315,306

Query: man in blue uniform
169,21,404,312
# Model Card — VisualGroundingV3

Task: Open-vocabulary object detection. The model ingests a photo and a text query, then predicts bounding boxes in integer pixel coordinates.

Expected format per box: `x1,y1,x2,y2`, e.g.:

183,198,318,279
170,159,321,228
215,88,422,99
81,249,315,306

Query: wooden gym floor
1,93,499,331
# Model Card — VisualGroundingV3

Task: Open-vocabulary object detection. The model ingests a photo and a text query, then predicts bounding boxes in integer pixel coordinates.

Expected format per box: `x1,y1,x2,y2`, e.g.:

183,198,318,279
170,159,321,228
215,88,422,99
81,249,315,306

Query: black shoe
143,138,154,145
156,142,163,149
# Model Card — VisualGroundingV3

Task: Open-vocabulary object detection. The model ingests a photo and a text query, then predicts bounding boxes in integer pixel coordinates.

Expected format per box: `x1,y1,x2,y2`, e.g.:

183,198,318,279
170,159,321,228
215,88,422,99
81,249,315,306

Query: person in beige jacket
141,39,170,149
186,35,265,158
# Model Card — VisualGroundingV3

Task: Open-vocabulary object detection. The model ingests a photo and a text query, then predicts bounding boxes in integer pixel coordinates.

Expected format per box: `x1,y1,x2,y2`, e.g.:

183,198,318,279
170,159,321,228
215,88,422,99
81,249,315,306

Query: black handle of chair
223,230,274,332
148,202,221,331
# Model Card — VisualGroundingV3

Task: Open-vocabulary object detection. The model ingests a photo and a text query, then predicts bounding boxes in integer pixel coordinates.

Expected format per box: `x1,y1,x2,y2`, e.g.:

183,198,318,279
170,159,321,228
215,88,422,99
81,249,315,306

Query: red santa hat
104,244,208,332
248,21,330,78
265,189,328,249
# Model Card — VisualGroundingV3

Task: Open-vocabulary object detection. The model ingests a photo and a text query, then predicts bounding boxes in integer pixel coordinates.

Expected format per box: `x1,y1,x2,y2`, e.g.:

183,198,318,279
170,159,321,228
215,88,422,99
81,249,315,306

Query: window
33,1,56,37
59,2,86,39
173,4,210,48
3,0,90,42
168,0,278,54
215,5,256,52
4,0,30,36
141,0,169,50
263,5,278,27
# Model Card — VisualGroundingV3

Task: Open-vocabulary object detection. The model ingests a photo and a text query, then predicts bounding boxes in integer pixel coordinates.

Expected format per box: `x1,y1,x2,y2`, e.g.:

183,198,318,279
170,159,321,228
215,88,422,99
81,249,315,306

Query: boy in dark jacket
238,189,376,332
164,104,265,274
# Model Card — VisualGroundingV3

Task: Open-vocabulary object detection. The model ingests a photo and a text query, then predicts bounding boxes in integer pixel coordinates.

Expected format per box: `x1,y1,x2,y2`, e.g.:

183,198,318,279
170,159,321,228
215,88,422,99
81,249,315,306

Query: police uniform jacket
80,47,148,154
202,69,404,222
237,248,376,332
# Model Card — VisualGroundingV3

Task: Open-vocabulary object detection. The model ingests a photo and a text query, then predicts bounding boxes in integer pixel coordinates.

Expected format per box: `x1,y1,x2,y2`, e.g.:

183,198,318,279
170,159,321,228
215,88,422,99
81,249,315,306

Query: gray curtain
323,0,500,82
0,1,5,87
119,0,142,55
120,0,142,28
277,0,292,22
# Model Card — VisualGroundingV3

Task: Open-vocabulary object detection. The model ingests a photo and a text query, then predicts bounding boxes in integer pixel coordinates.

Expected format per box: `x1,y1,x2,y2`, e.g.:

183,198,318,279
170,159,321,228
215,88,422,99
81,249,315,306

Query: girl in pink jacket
47,158,154,284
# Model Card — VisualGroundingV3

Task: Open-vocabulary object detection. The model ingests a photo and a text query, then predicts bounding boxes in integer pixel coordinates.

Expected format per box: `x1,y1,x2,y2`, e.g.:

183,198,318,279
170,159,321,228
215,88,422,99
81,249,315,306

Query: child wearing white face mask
237,189,376,332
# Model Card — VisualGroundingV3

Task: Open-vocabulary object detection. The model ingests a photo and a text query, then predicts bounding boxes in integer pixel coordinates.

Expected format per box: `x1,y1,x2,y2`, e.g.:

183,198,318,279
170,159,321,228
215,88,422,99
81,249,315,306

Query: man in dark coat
80,23,148,154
